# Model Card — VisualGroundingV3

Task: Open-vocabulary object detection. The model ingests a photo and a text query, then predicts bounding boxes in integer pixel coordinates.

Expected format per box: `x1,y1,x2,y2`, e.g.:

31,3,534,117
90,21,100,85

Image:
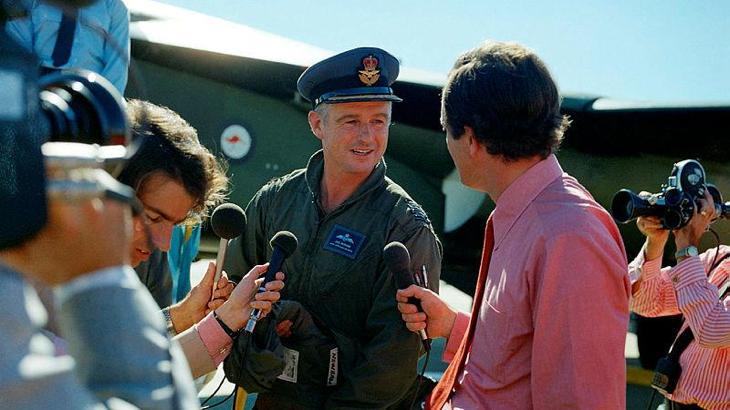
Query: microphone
210,204,247,298
244,231,298,333
384,241,431,352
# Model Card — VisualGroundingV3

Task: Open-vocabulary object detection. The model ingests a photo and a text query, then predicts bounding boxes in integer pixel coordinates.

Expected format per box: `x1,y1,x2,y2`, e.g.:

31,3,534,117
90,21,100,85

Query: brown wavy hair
119,99,228,224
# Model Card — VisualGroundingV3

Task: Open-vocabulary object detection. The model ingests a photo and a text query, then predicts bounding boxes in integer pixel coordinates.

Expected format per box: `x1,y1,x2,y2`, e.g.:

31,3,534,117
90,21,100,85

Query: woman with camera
631,189,730,409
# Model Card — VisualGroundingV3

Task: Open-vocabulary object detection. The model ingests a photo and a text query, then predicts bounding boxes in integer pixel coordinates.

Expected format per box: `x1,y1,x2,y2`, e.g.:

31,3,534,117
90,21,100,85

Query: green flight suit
224,150,442,409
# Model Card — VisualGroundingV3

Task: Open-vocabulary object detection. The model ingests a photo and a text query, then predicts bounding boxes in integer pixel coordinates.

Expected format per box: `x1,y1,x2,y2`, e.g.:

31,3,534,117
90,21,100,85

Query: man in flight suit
224,47,443,409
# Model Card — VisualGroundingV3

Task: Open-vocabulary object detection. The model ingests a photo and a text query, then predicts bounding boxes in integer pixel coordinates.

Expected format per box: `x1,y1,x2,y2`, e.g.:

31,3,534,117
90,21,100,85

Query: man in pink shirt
631,194,730,410
397,42,630,409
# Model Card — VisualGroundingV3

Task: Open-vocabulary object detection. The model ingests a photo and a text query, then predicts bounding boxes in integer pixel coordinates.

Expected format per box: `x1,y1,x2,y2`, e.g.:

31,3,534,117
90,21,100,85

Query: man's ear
464,125,481,158
308,111,324,141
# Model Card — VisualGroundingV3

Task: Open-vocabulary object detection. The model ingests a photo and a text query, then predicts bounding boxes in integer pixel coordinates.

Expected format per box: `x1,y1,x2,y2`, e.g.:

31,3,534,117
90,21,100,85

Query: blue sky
156,0,730,104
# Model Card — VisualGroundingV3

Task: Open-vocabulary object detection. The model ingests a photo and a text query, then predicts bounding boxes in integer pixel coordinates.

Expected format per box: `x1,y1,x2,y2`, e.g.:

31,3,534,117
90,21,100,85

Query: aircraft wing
128,0,729,162
126,0,445,125
562,96,730,160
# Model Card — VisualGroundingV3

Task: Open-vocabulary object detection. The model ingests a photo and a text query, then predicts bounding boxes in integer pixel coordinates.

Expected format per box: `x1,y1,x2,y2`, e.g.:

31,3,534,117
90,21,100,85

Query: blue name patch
323,224,366,260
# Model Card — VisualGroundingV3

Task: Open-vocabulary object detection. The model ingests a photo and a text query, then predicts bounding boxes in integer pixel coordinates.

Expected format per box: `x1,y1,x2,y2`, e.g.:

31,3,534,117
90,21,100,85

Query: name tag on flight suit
278,347,299,383
323,224,366,260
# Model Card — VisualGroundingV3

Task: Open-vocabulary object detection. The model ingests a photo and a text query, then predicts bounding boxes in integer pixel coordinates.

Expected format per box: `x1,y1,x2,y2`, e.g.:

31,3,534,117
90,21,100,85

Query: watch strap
162,306,176,337
675,246,698,259
214,310,239,339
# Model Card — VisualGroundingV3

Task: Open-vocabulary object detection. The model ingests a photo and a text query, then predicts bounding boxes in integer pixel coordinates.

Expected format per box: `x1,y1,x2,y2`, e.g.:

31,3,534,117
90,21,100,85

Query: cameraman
0,195,199,408
631,189,730,409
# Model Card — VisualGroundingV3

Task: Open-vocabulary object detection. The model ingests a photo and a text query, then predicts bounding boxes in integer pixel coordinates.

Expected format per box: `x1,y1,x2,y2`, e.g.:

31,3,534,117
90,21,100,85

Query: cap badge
358,55,380,86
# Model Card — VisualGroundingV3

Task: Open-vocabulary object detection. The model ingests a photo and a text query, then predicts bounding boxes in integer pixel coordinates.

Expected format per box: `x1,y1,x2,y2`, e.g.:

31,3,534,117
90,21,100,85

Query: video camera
0,2,133,250
611,159,730,230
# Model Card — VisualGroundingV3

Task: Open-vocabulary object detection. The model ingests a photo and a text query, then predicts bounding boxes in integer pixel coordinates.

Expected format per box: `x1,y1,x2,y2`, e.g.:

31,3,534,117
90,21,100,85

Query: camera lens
707,184,723,205
38,70,129,146
663,210,683,230
663,188,683,207
610,189,659,223
611,190,636,223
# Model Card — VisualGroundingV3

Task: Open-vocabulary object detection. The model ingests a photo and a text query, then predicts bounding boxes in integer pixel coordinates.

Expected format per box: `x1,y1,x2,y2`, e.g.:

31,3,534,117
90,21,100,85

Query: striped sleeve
671,258,730,349
630,252,681,317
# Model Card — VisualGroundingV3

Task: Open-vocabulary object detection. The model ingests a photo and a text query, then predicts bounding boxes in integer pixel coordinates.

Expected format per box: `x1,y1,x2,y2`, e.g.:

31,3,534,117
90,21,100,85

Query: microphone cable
409,346,432,410
199,376,227,408
645,389,658,410
201,332,251,409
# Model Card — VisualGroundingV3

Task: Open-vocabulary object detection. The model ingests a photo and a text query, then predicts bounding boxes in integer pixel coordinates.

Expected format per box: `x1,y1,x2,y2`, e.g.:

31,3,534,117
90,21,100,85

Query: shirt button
220,348,227,354
672,276,679,283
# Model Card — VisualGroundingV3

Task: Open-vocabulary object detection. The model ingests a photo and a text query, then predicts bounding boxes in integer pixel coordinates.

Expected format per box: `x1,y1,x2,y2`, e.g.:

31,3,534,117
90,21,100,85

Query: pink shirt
630,246,730,409
196,313,233,366
443,155,630,409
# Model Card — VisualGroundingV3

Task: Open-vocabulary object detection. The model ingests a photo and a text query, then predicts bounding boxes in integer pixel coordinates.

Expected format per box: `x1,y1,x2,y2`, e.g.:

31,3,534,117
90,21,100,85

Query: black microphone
245,231,298,333
210,203,247,298
384,241,431,352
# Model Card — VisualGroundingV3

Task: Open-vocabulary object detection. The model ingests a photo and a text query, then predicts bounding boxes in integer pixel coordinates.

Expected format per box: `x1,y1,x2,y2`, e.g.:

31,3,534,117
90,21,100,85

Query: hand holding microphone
245,231,298,333
165,203,242,334
390,242,458,339
384,242,431,352
168,202,245,333
213,263,286,335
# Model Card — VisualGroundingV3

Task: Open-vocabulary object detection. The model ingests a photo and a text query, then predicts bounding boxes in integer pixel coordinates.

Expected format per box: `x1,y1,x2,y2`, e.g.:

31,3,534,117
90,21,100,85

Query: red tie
426,217,495,410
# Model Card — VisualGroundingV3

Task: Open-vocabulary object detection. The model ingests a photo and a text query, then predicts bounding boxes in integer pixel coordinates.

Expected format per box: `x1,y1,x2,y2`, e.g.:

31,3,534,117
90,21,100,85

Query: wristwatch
162,307,177,337
675,246,699,259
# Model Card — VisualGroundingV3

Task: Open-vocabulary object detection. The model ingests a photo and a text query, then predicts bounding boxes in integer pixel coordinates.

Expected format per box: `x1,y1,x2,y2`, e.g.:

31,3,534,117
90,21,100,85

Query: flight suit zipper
302,192,326,302
304,193,358,300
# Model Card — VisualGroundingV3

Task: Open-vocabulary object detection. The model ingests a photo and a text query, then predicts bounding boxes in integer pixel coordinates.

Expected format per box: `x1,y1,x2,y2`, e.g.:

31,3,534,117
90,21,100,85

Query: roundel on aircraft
220,124,252,161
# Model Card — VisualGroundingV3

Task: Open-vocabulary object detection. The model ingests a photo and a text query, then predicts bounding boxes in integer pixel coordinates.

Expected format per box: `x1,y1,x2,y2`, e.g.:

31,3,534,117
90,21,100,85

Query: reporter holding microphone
397,42,629,409
118,100,286,379
631,189,730,409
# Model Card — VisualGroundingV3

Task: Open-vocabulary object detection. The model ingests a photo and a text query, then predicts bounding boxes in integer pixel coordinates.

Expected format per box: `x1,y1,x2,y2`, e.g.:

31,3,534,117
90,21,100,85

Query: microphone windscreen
384,242,414,290
211,203,247,239
270,231,298,257
384,241,410,272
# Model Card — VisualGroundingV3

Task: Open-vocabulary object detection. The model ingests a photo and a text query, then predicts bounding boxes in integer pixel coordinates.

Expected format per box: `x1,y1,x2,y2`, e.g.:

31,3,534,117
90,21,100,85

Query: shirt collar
304,149,387,209
492,154,563,248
